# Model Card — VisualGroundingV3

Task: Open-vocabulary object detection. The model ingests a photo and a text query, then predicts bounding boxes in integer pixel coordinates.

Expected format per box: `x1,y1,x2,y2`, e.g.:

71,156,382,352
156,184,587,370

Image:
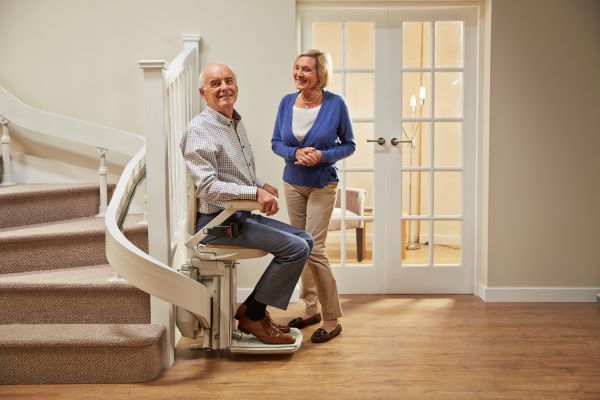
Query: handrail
165,49,196,86
0,86,143,155
104,145,210,327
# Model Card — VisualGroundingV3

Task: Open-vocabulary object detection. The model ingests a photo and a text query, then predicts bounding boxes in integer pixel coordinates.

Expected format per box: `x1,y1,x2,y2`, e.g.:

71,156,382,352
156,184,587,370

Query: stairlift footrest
230,328,303,354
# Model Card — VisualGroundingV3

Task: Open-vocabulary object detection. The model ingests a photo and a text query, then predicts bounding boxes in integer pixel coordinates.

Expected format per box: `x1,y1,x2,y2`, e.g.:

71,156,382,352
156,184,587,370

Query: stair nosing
0,324,164,348
0,183,115,201
0,265,141,291
0,216,147,244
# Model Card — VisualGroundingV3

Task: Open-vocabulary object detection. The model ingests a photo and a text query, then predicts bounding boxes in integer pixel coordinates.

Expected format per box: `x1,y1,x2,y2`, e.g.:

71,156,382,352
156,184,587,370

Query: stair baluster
96,148,108,217
0,116,15,186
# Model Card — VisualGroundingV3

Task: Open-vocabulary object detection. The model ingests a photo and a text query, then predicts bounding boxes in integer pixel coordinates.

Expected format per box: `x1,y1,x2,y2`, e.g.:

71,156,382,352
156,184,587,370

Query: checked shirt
180,106,265,214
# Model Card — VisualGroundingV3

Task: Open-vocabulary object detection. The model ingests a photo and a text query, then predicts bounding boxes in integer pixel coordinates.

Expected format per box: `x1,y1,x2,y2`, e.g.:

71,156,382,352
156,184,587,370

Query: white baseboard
479,284,599,302
237,286,300,304
477,283,487,301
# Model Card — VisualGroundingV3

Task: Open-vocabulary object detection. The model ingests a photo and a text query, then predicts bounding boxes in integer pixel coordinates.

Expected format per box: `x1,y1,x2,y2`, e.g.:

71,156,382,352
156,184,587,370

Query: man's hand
294,147,322,166
262,183,279,198
256,187,279,216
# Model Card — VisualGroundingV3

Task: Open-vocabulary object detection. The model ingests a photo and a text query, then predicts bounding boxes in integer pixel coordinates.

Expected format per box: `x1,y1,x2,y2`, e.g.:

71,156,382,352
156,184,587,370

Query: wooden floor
2,295,599,399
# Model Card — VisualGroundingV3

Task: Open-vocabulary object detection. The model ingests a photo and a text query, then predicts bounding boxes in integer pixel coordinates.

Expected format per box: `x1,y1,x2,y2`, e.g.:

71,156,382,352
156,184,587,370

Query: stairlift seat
191,243,267,261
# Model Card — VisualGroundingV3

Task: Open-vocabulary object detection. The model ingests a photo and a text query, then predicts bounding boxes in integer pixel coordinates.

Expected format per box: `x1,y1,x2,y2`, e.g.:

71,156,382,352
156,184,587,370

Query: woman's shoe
310,323,342,343
287,313,322,329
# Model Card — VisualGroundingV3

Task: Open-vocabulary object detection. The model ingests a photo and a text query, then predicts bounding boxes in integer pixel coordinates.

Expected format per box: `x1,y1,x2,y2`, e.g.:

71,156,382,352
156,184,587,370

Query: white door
299,5,478,294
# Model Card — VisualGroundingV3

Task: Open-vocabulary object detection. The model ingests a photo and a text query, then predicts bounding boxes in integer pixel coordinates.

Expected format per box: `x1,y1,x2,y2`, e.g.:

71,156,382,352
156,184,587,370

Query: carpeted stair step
0,183,115,229
0,215,148,274
0,265,150,324
0,323,164,384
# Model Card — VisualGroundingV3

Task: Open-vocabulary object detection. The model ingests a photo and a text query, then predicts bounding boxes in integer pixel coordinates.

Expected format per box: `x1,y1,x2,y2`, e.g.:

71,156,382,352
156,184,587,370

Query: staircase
0,183,164,384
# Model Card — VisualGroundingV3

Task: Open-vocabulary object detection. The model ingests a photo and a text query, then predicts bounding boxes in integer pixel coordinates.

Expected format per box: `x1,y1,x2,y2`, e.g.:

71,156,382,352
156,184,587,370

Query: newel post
139,59,175,368
181,34,202,116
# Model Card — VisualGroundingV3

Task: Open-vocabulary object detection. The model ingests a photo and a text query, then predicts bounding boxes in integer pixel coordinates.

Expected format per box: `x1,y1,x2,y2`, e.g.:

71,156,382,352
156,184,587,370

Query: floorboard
1,295,599,399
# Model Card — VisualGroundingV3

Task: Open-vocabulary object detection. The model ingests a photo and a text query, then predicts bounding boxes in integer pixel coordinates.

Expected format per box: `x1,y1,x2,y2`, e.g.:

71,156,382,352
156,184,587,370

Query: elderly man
180,62,313,345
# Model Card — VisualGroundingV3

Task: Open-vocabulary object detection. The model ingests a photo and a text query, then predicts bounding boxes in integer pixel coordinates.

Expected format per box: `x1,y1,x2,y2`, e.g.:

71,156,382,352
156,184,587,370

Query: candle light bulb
410,95,417,112
419,86,426,105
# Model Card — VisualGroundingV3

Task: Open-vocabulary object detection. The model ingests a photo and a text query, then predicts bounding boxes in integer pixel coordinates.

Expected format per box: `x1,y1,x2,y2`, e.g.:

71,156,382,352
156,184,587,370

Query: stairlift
175,200,303,354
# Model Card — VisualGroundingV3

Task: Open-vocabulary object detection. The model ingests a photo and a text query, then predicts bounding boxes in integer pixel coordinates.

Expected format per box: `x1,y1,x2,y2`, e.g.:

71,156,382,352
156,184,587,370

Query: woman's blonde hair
295,49,331,90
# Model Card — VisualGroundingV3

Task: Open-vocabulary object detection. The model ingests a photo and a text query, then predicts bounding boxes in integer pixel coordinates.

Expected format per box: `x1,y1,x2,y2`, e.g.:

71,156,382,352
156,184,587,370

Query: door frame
297,2,486,296
383,7,478,294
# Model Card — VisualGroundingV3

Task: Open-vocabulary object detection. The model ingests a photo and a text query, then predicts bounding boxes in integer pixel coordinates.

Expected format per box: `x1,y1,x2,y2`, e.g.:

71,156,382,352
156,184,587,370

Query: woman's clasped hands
294,147,322,167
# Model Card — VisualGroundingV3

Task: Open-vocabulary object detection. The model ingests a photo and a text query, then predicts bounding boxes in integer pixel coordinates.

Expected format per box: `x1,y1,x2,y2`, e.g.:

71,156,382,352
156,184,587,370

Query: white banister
0,87,143,156
0,116,15,186
96,148,108,217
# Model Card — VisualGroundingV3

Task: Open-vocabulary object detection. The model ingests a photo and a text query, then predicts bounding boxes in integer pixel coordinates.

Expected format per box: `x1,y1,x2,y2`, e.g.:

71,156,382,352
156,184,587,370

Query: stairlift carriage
175,200,303,354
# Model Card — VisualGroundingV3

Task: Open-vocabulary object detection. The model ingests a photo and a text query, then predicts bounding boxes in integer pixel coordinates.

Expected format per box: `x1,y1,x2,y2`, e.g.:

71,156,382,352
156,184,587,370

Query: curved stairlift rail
104,146,210,328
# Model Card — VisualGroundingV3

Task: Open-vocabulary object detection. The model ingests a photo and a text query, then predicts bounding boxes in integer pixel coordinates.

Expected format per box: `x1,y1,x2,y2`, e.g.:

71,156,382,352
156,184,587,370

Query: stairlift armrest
224,200,261,211
185,200,262,249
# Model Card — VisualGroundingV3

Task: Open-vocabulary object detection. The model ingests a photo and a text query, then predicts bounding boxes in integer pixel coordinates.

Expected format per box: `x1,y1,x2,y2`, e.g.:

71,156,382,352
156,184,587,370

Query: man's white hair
199,62,237,89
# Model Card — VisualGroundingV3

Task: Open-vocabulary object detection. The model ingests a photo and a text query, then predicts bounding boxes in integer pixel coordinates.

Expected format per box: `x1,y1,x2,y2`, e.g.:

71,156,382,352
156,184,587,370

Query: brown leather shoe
235,304,291,333
265,311,291,333
310,323,342,343
237,312,295,345
288,313,322,329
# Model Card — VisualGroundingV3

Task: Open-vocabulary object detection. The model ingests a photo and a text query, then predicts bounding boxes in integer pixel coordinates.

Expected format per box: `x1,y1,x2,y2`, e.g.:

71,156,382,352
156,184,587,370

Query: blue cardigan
271,91,356,188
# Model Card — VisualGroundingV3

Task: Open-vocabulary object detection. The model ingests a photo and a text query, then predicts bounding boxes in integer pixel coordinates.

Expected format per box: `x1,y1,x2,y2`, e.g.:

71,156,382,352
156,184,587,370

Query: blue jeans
196,212,313,309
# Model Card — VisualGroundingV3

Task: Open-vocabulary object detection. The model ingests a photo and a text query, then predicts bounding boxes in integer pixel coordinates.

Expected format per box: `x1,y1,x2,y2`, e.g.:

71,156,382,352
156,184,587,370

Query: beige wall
0,0,297,287
2,0,598,291
487,0,600,286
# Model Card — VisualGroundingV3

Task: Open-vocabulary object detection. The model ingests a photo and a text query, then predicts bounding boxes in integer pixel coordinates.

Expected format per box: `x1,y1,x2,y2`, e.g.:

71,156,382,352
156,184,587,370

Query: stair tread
0,264,137,290
0,214,146,241
0,183,114,200
0,323,164,348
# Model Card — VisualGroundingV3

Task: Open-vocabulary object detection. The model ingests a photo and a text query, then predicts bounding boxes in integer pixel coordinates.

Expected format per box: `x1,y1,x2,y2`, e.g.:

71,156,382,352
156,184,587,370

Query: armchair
327,188,367,262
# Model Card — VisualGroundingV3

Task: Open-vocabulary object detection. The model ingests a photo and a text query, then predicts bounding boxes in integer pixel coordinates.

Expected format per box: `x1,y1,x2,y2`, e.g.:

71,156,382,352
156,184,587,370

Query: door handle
367,137,386,146
391,137,413,146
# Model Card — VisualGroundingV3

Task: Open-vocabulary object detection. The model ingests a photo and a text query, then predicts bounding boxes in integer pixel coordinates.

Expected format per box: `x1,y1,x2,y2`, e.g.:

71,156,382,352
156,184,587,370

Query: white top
292,105,321,142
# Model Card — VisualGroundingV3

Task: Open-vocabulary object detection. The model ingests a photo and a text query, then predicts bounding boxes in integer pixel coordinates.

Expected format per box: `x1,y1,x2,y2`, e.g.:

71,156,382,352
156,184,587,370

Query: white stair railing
105,34,203,369
0,87,144,211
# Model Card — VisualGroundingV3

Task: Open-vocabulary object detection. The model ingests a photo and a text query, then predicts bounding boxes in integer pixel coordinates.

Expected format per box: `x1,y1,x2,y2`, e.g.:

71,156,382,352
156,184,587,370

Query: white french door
299,5,478,294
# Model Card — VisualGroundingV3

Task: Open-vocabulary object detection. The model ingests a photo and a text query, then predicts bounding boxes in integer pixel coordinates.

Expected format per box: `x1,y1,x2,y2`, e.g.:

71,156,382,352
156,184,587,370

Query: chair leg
355,227,364,262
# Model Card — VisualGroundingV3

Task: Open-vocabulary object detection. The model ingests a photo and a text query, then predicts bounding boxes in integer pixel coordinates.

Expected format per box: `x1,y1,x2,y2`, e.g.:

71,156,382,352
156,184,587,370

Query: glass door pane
313,17,377,269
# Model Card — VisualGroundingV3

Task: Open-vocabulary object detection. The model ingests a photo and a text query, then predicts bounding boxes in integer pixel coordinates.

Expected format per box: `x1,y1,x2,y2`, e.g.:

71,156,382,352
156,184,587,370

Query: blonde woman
271,50,355,343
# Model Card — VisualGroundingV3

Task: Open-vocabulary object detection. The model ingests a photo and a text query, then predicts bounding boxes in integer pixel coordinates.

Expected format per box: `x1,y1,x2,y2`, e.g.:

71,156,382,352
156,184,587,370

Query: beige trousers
284,182,343,320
